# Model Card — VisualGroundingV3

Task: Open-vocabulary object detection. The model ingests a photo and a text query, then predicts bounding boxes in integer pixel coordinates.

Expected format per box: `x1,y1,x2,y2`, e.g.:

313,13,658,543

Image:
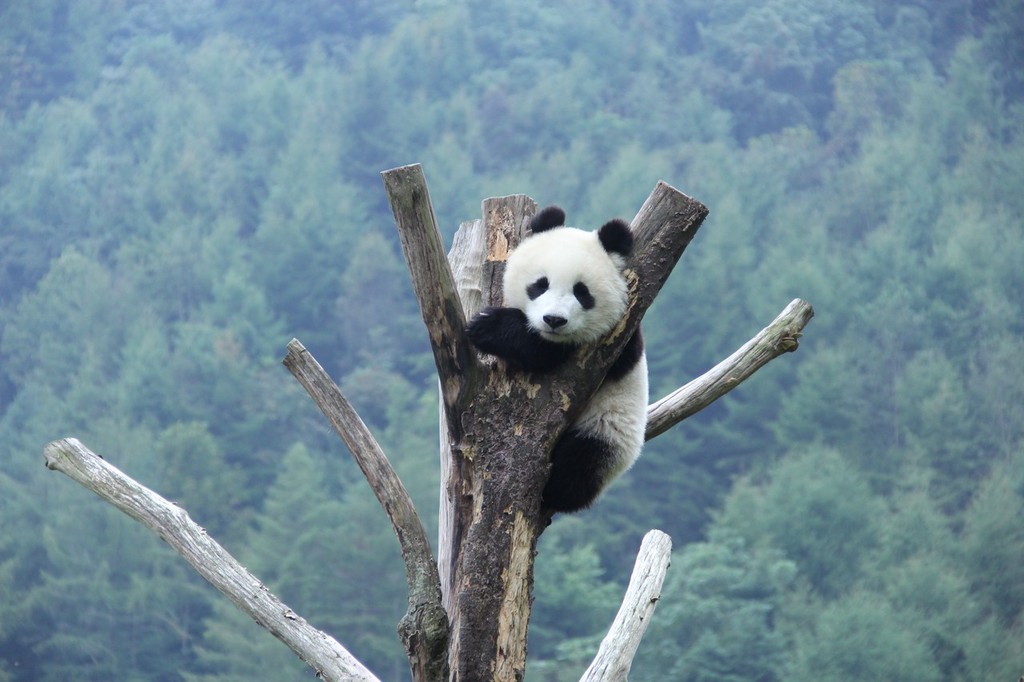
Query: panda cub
466,206,648,513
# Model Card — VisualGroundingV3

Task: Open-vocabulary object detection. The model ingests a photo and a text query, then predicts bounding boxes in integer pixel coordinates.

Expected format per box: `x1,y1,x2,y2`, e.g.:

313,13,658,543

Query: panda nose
543,315,568,329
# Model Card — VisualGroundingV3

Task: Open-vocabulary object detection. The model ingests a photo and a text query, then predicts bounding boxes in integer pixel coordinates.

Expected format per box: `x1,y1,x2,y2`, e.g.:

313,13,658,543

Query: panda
465,205,648,513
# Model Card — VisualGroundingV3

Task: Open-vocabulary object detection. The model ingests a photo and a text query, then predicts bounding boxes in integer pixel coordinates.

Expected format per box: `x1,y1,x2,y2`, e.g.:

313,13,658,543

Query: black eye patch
573,282,595,309
527,277,549,300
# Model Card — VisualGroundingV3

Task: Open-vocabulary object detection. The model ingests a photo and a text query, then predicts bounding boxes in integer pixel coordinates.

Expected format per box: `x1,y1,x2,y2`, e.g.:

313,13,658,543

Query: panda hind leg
541,430,615,513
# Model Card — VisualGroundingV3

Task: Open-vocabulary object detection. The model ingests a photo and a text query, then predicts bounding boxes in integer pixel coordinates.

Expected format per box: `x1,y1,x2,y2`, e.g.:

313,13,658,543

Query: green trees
636,530,794,682
188,443,411,680
1,0,1022,678
630,449,1024,680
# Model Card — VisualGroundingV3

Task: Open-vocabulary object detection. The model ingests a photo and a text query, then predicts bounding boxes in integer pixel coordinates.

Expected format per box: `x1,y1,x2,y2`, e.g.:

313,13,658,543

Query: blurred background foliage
1,0,1022,679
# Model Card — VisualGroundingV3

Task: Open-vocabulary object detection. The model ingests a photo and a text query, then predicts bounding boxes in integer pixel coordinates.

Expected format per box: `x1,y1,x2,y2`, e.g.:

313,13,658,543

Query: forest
1,0,1022,680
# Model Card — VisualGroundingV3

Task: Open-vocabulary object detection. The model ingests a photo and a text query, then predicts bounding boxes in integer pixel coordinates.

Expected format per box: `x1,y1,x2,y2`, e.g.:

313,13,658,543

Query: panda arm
606,328,645,381
466,307,573,372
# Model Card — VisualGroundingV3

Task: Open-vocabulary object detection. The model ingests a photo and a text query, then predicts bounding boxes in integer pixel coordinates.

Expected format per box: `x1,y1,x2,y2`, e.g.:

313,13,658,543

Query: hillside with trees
1,1,1022,680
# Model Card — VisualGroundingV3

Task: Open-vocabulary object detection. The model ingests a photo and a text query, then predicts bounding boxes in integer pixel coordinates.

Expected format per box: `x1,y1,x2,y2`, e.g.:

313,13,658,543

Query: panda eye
527,277,549,300
573,282,595,309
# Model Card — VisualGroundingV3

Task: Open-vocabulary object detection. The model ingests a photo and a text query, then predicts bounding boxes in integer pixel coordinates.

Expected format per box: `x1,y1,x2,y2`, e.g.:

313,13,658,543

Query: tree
634,528,794,682
43,165,812,680
717,449,885,598
789,592,942,682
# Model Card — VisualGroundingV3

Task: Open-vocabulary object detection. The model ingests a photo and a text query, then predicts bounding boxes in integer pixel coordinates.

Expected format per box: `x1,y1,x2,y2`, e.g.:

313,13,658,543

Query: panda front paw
465,306,526,356
466,306,573,372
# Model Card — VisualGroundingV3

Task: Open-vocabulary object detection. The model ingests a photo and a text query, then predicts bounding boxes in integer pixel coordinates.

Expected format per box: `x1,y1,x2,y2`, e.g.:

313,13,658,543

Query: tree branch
381,164,477,410
630,181,710,309
646,298,815,440
43,438,379,682
580,529,673,682
282,339,448,682
548,182,710,428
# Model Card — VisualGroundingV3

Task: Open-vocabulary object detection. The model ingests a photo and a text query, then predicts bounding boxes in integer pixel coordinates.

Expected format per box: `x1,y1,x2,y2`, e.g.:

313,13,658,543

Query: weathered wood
43,438,380,682
480,195,536,306
437,218,487,623
439,196,546,682
43,162,814,682
393,170,708,681
646,298,815,439
581,530,673,682
381,164,477,412
629,181,709,316
454,196,548,682
437,196,537,624
283,339,449,681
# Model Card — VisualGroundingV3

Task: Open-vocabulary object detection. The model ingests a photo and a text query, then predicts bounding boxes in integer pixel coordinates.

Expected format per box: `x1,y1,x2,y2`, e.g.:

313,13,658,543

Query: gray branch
646,298,815,440
580,529,673,682
283,339,448,681
381,164,476,411
43,438,379,682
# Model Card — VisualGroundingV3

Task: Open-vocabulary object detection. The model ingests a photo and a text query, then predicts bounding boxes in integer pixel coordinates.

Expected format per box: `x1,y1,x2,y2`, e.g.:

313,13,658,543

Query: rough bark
43,438,380,682
383,165,709,682
436,196,537,624
380,164,478,414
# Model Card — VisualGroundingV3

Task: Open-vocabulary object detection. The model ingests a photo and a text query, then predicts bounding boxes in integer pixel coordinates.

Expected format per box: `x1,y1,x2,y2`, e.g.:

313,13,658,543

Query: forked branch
40,163,814,682
415,180,709,682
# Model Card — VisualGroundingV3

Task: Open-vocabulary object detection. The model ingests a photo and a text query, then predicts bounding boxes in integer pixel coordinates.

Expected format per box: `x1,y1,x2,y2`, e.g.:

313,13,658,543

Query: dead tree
44,164,813,681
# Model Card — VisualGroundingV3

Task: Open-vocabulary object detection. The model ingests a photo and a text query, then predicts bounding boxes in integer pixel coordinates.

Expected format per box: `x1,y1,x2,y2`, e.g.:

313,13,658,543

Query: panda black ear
598,219,634,257
530,206,566,233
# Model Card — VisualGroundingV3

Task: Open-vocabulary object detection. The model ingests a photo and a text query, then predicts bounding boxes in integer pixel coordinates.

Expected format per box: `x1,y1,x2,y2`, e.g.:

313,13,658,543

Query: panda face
503,227,630,344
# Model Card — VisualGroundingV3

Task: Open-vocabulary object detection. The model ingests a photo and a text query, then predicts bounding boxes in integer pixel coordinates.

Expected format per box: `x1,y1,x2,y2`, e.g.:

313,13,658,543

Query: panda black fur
466,206,648,513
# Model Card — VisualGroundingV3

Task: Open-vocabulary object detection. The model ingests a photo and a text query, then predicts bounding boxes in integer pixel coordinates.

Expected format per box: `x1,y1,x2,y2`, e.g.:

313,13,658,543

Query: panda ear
530,206,566,233
597,219,634,257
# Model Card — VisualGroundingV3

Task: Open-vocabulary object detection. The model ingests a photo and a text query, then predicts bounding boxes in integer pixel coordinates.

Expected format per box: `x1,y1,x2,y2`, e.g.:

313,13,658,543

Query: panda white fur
466,206,648,513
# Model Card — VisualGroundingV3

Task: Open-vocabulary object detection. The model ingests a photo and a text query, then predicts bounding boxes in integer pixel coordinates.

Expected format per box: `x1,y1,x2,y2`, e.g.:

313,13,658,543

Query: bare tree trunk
43,163,814,682
383,165,710,681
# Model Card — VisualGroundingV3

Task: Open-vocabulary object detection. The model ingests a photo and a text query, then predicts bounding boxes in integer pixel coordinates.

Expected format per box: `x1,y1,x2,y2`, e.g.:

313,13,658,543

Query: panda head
503,206,634,345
